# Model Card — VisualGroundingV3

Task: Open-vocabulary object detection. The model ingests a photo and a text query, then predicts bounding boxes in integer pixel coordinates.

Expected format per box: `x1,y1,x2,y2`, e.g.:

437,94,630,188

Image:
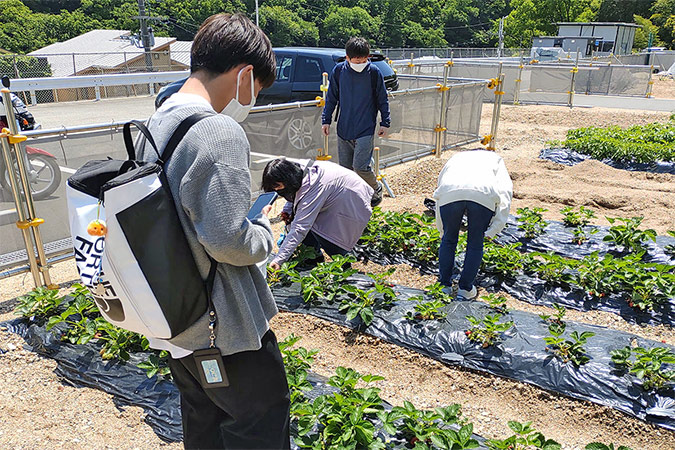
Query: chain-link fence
1,51,192,105
381,48,529,60
0,75,487,278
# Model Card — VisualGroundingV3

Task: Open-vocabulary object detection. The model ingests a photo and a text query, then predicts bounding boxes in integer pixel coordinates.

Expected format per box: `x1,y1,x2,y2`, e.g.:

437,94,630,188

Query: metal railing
10,70,188,105
1,74,490,283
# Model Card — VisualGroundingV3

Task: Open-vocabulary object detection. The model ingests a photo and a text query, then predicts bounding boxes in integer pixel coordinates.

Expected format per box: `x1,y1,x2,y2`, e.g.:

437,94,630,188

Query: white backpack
66,113,217,339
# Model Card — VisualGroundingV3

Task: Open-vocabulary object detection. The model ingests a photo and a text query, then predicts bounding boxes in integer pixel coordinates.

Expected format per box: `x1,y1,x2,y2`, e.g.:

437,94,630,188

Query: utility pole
497,16,506,59
137,0,153,71
255,0,259,26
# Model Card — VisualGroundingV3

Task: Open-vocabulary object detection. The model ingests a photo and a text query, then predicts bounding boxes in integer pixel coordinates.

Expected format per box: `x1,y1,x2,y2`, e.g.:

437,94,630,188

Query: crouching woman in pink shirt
263,158,374,270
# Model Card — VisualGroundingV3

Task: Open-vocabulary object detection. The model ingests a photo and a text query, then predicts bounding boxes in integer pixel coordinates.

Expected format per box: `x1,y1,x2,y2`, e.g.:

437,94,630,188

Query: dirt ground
1,103,674,449
651,77,675,99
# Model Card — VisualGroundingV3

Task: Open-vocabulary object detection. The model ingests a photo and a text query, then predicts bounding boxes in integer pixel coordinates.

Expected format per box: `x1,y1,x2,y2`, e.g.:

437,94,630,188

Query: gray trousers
337,135,379,191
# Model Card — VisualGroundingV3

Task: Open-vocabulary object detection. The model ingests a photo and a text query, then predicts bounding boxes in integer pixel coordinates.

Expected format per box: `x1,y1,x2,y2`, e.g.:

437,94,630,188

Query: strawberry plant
527,252,575,287
299,255,358,304
561,206,598,245
293,367,387,449
359,208,440,262
46,289,99,345
405,297,448,321
367,268,397,302
95,320,149,360
278,334,318,417
539,303,567,326
465,314,514,348
482,242,530,279
14,286,63,320
267,261,300,287
481,294,509,314
603,216,656,254
425,282,453,303
585,443,633,450
137,350,171,380
560,206,596,228
574,252,620,298
516,207,548,239
563,122,675,164
339,285,380,325
543,323,595,366
610,345,675,391
665,231,675,257
378,402,465,448
292,244,321,265
486,420,561,450
620,263,675,311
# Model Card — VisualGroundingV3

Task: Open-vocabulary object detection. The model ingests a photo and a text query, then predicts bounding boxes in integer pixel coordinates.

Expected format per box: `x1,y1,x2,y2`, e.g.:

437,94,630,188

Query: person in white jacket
433,149,513,299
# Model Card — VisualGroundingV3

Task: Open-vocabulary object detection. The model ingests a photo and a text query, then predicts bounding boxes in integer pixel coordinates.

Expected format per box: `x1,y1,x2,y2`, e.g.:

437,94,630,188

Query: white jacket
433,150,513,238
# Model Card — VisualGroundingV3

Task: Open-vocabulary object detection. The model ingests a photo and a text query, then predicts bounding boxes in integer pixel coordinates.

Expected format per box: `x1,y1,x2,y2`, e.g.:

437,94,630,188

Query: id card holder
193,348,229,388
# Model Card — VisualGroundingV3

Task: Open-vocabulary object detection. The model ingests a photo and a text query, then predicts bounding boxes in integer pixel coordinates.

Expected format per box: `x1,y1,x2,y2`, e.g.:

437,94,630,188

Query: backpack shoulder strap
161,111,214,165
123,120,159,161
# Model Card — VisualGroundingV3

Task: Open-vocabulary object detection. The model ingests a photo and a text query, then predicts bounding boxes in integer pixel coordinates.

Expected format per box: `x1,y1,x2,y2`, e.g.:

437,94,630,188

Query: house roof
28,30,175,77
170,41,192,67
556,22,641,28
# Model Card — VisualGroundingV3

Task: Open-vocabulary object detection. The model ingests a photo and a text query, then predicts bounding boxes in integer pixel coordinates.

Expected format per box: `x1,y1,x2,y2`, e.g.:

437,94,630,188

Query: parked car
154,48,399,157
155,47,399,108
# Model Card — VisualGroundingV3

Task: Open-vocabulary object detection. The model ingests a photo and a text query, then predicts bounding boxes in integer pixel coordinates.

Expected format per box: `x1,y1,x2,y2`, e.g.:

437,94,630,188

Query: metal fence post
317,72,331,161
483,63,504,151
1,88,54,288
568,50,579,108
434,64,450,158
514,53,524,105
373,146,395,198
646,65,654,98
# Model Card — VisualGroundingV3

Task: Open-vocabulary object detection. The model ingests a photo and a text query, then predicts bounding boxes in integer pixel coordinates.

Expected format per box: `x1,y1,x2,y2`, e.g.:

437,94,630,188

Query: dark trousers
302,230,349,257
168,330,291,450
439,200,494,291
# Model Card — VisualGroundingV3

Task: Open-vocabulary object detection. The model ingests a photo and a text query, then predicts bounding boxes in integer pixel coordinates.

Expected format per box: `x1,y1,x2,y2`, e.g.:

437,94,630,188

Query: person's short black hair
191,13,276,88
261,158,303,192
346,37,370,59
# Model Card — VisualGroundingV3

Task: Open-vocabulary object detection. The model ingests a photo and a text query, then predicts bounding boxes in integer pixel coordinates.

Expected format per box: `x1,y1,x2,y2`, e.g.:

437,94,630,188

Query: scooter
0,76,61,200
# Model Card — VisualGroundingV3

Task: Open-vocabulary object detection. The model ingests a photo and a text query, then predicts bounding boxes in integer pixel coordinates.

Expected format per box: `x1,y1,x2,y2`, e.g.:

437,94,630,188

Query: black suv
155,47,398,108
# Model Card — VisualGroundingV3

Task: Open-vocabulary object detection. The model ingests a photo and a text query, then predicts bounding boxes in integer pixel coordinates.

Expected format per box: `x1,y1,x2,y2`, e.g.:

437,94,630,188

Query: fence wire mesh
394,59,652,103
0,77,486,272
2,51,191,104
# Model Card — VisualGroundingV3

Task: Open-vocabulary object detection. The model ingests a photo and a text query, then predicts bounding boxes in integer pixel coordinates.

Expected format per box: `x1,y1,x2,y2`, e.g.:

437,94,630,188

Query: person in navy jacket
321,37,391,207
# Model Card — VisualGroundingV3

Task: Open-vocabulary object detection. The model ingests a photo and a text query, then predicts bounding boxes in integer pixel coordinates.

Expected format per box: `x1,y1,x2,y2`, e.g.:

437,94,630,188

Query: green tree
259,5,319,46
0,55,52,78
500,0,598,48
651,0,675,48
633,14,662,49
321,6,380,47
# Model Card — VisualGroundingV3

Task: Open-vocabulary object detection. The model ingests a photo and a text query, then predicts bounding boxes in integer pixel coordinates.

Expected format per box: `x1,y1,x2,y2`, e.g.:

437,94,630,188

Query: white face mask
221,67,256,122
349,61,368,72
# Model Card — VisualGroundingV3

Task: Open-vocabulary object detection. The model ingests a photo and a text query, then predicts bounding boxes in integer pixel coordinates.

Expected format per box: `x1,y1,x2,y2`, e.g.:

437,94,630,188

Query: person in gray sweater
135,14,290,449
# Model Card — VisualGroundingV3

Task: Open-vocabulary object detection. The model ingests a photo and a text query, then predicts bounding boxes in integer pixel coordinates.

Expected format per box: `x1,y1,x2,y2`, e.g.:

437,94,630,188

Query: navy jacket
321,61,391,140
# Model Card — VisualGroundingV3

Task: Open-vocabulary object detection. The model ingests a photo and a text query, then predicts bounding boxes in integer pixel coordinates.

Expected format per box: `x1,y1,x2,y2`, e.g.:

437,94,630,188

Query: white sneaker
441,285,454,296
457,286,477,300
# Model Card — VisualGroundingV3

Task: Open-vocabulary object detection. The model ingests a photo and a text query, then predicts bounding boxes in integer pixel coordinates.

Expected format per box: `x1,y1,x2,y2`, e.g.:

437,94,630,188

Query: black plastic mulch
272,275,675,432
2,318,486,448
539,147,675,175
355,215,675,326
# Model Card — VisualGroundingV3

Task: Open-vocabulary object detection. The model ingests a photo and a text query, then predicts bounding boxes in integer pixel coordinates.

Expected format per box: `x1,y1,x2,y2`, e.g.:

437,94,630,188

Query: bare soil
651,77,675,99
1,103,674,449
